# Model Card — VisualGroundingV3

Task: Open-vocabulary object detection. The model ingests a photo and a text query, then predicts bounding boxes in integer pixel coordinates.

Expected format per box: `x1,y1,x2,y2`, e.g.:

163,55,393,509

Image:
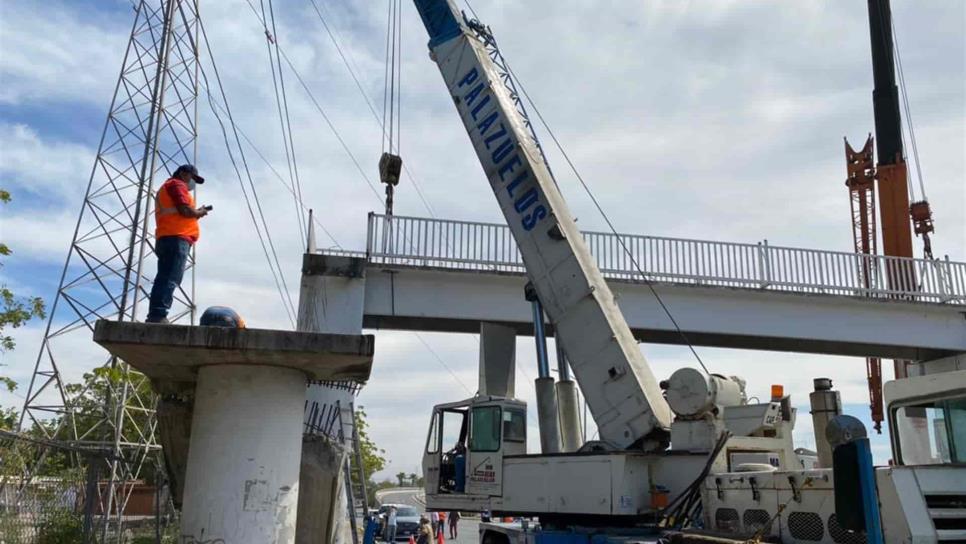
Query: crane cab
422,396,527,512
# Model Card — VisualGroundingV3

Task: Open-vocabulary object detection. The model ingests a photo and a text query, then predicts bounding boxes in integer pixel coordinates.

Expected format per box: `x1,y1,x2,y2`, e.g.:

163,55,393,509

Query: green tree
0,189,47,430
34,366,157,476
354,406,387,503
408,472,418,487
1,378,18,430
396,471,406,487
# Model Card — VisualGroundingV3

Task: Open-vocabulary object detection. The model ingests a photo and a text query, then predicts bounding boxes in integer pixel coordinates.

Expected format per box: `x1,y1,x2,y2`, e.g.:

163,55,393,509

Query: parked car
376,503,421,540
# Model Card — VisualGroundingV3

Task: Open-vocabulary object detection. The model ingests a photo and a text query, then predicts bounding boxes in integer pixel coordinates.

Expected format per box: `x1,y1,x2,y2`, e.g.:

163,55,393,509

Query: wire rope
242,0,383,204
458,0,711,376
508,61,711,375
891,18,928,201
205,95,342,248
307,0,436,217
263,0,308,239
198,15,298,325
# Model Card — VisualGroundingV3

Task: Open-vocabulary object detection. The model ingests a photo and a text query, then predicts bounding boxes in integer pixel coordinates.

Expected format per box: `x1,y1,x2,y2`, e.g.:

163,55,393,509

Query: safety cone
409,536,416,544
437,528,446,544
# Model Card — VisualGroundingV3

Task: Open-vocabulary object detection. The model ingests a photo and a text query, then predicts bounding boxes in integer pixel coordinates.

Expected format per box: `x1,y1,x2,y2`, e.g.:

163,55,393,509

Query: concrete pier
94,321,374,544
182,365,305,541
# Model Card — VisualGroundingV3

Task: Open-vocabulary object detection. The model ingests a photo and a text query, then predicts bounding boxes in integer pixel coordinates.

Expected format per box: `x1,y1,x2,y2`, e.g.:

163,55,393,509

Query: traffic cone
437,528,445,544
409,536,416,544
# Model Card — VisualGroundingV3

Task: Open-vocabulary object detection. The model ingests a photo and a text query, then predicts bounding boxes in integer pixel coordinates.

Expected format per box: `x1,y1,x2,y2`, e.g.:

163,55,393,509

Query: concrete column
478,322,516,398
93,322,373,544
297,253,368,544
182,364,306,544
297,254,367,335
296,435,350,544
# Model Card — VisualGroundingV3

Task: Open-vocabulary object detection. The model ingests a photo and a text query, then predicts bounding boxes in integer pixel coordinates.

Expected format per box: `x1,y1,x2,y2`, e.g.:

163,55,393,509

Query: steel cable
307,0,437,217
503,60,713,376
891,18,927,201
205,96,342,249
198,15,298,325
260,0,308,241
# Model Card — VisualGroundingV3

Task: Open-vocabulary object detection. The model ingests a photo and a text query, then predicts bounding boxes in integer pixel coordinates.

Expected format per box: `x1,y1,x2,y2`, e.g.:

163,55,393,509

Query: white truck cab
422,397,527,512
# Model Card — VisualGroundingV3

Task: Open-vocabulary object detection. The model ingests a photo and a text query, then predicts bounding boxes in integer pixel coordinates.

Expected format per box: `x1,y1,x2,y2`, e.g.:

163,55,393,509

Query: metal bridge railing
359,213,966,304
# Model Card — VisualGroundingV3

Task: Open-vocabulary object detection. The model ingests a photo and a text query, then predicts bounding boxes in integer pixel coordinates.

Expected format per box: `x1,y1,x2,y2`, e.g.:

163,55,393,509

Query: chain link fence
0,431,180,543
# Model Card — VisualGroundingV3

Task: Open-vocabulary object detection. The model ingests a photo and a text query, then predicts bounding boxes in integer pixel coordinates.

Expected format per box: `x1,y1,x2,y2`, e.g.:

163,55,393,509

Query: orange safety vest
155,178,200,242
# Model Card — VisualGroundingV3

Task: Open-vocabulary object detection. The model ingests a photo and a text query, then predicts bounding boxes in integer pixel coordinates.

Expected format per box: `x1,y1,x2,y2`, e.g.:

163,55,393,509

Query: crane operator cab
422,396,527,511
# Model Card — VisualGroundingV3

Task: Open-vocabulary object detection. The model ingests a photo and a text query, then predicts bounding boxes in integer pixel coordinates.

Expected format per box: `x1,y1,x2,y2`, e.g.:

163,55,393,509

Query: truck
409,0,966,542
703,358,966,543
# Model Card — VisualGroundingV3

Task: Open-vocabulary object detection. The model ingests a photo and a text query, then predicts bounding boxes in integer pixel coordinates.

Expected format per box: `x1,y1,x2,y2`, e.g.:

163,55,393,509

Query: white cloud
0,123,93,203
0,2,127,105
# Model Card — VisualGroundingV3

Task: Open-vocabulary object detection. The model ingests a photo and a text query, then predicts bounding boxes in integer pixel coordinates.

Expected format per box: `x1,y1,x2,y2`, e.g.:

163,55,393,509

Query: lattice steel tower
17,0,200,537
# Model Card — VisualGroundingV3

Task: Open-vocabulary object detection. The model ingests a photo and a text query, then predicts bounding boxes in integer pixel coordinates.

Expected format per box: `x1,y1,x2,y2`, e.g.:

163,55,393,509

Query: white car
377,503,421,541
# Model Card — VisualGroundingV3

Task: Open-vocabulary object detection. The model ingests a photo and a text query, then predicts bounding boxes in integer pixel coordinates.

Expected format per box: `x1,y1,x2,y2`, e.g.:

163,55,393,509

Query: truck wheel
482,531,509,544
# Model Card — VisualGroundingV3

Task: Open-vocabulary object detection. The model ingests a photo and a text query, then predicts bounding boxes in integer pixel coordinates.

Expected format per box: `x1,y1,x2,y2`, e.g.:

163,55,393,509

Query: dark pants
147,236,190,321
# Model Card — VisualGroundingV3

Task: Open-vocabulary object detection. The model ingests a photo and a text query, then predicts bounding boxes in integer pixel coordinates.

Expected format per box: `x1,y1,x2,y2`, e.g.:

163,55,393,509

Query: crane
844,0,937,432
407,1,965,542
411,0,804,524
412,0,672,452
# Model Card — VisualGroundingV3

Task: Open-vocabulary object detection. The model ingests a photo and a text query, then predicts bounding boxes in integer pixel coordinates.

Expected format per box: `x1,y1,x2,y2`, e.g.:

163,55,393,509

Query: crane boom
412,0,672,449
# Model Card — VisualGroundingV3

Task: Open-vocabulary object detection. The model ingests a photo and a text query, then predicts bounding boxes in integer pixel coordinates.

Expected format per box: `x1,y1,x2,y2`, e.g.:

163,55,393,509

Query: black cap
174,164,205,184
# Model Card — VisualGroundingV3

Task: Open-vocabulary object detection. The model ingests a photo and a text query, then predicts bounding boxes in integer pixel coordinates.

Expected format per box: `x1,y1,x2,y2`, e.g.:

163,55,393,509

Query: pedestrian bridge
301,214,966,360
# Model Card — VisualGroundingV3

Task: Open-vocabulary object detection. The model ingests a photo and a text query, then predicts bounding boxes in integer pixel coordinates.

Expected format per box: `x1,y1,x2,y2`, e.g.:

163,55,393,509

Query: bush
36,510,83,544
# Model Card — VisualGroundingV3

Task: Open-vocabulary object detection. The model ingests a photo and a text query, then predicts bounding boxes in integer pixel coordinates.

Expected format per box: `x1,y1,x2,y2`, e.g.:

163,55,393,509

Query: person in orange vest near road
436,511,446,539
146,164,210,323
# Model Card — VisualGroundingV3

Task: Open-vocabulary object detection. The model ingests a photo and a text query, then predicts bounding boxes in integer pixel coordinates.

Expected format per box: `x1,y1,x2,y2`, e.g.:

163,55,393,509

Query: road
372,487,480,544
375,487,425,508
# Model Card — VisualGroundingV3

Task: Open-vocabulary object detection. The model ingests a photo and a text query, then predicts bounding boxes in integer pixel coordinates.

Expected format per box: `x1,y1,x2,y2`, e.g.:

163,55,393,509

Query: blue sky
1,0,963,477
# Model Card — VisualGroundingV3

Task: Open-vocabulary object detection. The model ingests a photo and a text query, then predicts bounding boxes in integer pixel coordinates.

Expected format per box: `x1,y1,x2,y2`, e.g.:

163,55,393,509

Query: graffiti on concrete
181,534,225,544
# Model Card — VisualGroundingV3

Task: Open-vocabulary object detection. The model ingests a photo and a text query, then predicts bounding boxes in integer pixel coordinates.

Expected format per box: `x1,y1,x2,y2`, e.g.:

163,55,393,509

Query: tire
482,530,510,544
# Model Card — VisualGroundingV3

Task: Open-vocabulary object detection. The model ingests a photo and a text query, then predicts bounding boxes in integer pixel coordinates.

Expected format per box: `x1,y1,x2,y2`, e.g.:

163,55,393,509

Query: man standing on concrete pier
146,164,209,324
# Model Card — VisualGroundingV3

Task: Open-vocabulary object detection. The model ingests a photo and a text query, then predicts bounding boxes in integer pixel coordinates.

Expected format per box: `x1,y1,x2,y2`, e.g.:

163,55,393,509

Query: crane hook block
379,152,403,186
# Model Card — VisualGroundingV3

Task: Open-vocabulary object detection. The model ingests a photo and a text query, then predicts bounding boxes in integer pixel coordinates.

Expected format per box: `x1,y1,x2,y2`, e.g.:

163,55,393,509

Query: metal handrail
356,213,966,304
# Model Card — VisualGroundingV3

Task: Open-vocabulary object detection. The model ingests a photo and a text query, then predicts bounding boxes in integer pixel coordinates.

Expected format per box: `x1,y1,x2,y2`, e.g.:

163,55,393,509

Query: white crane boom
413,0,672,449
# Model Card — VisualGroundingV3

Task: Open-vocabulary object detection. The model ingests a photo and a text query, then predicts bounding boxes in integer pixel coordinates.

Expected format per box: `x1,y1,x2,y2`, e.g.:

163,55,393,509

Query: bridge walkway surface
304,214,966,360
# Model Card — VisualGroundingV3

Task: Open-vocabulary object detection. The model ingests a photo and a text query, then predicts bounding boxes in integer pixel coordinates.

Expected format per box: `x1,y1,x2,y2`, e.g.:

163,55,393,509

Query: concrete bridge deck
301,214,966,360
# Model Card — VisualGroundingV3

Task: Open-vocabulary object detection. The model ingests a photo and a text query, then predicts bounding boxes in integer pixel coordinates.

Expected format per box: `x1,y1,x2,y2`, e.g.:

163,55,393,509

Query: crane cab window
503,408,526,442
892,395,966,465
470,406,501,452
441,409,467,454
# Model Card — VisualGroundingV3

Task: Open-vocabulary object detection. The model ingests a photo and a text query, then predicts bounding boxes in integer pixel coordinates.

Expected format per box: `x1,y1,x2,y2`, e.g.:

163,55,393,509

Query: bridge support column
182,364,305,543
298,253,367,334
909,353,966,376
478,322,516,398
92,321,373,544
297,435,350,544
297,252,369,544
